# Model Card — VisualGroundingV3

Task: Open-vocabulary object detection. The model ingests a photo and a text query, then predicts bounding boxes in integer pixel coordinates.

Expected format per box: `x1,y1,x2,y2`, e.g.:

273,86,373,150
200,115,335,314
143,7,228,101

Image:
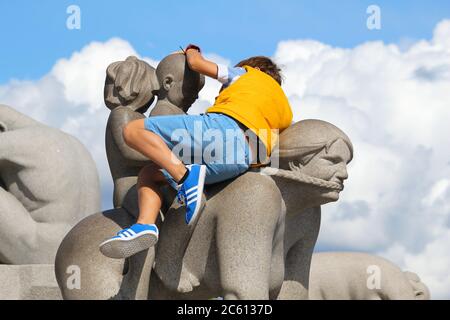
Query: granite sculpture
150,119,353,299
54,54,353,299
2,52,431,300
0,105,101,265
308,252,430,300
55,54,205,299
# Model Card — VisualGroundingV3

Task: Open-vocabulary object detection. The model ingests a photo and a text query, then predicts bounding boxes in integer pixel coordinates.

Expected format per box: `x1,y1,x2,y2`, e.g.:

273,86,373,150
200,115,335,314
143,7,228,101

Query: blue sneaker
99,223,159,259
176,164,207,225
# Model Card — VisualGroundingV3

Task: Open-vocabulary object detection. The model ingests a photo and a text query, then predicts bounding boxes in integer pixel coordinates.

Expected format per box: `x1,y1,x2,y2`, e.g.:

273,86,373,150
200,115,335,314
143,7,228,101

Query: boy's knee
138,164,157,179
138,164,166,185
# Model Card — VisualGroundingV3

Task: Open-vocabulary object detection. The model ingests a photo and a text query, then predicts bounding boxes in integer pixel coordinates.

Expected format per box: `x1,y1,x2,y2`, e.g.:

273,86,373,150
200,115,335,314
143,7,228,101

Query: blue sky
1,0,449,83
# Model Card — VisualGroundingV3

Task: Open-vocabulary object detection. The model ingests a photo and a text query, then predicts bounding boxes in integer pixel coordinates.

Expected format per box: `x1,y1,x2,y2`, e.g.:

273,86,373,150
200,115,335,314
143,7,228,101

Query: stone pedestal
0,265,62,300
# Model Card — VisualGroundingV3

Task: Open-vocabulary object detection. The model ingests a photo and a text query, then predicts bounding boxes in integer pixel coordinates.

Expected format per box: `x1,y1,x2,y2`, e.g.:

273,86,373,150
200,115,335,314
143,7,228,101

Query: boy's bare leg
123,119,188,183
136,164,168,225
98,163,170,258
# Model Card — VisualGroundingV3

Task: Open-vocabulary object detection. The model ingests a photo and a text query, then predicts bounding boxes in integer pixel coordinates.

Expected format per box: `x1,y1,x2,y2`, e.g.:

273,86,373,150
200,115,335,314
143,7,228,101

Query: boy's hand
182,44,218,79
184,44,201,53
171,44,200,56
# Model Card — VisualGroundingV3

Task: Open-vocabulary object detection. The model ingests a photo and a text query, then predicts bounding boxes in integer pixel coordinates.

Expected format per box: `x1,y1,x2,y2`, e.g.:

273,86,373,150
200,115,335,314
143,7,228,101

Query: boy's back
207,63,292,164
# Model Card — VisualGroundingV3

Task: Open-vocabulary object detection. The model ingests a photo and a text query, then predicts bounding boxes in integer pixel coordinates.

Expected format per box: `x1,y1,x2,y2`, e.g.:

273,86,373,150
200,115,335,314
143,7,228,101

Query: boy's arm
185,46,219,79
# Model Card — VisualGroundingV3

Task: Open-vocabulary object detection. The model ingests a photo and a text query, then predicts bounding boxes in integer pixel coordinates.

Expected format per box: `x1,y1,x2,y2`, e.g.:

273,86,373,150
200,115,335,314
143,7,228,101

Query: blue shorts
144,112,252,188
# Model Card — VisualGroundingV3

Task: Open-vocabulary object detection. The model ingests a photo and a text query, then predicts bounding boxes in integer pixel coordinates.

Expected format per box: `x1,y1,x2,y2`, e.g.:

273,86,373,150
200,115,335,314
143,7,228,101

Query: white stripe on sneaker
187,192,197,201
186,190,198,199
127,229,136,236
187,196,198,205
186,186,198,195
124,231,133,238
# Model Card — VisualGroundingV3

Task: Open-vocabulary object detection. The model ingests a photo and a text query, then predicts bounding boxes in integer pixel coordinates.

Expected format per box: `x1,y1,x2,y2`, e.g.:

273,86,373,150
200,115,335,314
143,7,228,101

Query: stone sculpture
55,54,353,300
308,252,430,300
105,55,205,208
150,120,352,299
104,56,158,208
0,105,101,264
0,264,62,300
55,54,205,299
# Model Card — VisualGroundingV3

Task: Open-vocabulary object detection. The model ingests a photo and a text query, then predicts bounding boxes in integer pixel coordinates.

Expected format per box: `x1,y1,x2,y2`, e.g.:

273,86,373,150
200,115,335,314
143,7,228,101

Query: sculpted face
274,119,354,207
299,139,351,202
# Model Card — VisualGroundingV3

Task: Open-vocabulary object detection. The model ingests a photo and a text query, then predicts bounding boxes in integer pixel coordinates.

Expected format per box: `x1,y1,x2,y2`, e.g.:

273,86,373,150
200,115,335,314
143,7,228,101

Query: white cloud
52,38,138,111
274,19,450,298
422,179,450,207
1,20,450,298
431,20,450,50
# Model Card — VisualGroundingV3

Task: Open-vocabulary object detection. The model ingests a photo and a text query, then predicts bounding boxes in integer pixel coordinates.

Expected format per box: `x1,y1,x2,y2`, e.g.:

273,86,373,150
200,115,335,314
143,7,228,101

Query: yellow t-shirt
206,65,293,165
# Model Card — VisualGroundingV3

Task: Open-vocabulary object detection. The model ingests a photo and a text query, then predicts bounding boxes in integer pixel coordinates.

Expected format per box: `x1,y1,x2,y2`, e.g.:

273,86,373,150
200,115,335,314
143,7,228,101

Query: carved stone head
403,271,431,300
271,119,354,204
155,53,205,112
104,56,158,113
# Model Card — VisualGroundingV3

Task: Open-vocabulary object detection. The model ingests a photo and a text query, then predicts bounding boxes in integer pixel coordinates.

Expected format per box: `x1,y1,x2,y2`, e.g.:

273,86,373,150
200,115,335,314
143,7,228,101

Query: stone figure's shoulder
108,106,146,125
235,171,282,196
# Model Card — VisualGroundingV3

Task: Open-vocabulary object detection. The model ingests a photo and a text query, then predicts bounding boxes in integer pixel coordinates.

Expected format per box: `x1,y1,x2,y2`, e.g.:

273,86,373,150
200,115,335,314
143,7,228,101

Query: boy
100,44,293,259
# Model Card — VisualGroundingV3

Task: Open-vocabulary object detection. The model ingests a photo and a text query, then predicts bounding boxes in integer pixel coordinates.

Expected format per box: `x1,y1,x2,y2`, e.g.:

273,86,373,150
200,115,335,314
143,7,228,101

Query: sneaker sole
187,165,207,226
99,232,158,259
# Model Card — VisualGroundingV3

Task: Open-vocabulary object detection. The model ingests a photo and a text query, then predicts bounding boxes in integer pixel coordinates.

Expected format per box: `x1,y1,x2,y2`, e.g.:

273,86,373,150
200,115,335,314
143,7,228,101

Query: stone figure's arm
0,131,17,160
108,110,149,163
277,239,313,300
0,186,67,264
0,128,71,263
216,181,282,300
277,207,321,300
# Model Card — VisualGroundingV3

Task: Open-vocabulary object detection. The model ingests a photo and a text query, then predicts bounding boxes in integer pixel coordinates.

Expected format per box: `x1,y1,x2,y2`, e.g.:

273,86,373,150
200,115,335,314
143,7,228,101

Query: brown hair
235,56,283,85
